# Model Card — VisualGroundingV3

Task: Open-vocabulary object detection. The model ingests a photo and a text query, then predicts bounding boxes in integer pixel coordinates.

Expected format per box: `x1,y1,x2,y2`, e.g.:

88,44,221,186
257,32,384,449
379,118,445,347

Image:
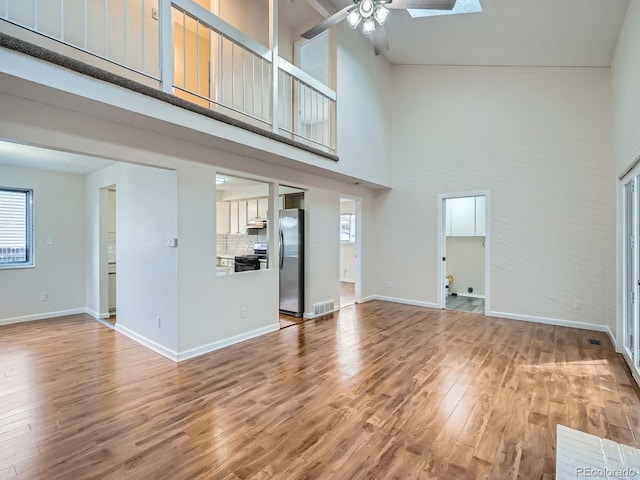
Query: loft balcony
0,0,337,158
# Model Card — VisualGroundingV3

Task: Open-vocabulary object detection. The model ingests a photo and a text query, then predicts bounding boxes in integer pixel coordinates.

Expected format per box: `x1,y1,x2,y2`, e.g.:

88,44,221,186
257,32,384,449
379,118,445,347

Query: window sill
0,263,35,271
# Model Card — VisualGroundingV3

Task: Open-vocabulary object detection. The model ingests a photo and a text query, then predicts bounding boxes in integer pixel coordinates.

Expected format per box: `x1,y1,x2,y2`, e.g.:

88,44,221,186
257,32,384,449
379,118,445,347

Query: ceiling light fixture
216,175,226,185
347,0,389,35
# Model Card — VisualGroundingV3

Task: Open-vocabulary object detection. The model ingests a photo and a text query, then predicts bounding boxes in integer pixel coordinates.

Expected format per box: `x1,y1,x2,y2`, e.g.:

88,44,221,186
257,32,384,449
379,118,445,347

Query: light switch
167,238,178,248
46,236,54,245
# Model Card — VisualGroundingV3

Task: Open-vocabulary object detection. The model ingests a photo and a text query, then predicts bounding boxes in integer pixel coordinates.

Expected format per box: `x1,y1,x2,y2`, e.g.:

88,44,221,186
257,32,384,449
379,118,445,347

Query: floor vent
313,300,335,316
588,339,602,346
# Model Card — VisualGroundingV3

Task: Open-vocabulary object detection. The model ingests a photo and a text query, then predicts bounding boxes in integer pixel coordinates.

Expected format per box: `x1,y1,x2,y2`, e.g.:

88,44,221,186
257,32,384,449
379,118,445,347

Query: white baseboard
0,308,86,326
85,308,110,320
115,323,178,362
357,295,377,304
488,310,616,339
177,323,280,362
371,295,440,310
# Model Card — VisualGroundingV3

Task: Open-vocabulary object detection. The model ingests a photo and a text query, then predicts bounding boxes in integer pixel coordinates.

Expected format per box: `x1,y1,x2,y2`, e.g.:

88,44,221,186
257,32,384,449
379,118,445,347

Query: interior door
622,169,640,381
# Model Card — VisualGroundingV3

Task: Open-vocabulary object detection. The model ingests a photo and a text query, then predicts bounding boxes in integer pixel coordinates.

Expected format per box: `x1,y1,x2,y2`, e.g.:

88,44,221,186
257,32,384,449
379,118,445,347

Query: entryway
340,196,359,308
439,192,490,314
99,185,117,329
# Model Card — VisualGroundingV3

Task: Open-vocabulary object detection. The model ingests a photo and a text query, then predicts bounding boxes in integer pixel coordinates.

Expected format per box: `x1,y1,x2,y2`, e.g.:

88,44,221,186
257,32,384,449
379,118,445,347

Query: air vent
313,300,335,316
588,339,602,346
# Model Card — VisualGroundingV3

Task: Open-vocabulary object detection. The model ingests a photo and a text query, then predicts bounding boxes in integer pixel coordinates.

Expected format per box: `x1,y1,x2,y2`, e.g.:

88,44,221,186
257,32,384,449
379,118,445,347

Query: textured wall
377,65,611,327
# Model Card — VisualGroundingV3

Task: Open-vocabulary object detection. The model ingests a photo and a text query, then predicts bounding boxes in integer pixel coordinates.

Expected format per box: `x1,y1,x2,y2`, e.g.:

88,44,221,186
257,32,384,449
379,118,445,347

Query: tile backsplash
217,233,267,254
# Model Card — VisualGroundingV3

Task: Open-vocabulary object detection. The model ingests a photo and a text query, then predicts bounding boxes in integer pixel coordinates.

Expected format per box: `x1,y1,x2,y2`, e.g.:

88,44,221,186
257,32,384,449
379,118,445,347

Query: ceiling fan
301,0,456,55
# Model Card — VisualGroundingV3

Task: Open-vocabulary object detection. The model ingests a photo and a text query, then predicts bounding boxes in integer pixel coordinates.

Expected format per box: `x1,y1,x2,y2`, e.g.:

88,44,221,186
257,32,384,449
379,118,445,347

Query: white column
269,0,279,133
159,0,174,93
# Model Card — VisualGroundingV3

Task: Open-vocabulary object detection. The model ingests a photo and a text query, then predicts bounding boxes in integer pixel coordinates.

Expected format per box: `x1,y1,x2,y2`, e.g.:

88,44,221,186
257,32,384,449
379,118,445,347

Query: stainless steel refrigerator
279,209,304,316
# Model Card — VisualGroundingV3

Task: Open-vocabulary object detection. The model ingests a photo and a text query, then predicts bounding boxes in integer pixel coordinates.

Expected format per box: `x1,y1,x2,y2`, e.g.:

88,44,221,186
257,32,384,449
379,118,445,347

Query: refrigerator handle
279,230,284,270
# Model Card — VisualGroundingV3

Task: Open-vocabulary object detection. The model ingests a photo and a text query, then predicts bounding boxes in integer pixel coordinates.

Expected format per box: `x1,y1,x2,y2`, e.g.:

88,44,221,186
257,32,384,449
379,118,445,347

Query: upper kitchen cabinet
257,198,268,218
216,202,230,234
446,196,486,236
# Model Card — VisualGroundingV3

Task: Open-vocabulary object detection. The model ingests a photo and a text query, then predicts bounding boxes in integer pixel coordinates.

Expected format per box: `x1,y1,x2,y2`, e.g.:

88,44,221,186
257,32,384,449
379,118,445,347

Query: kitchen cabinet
216,202,230,234
237,200,247,233
475,196,486,236
446,196,485,237
257,197,268,218
247,199,258,220
229,201,239,235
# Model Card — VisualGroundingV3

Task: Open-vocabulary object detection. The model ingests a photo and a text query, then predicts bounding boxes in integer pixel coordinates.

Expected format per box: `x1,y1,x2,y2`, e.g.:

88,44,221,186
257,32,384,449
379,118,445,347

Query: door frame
437,190,491,313
339,194,362,306
618,165,640,385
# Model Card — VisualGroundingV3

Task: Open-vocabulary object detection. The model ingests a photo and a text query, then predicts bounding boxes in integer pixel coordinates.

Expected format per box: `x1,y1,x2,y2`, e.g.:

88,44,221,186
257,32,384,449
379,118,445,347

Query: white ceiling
324,0,630,66
0,141,114,174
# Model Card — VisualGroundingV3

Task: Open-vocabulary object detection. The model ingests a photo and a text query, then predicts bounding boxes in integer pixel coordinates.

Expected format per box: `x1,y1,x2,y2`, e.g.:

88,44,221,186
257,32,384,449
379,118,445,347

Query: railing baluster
60,0,64,41
83,0,87,49
182,11,186,89
196,19,200,96
141,0,145,74
34,0,37,30
124,0,128,67
104,0,108,57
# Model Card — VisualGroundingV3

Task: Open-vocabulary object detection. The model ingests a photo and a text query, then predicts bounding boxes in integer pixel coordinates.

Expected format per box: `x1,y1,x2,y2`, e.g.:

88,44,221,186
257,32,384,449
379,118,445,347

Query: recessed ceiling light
408,0,482,18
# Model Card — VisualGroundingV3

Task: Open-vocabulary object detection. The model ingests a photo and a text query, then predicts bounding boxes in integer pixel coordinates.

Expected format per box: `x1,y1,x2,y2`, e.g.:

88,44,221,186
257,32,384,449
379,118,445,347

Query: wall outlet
574,300,582,310
40,292,47,301
386,280,392,288
151,7,158,20
241,307,247,319
157,316,161,328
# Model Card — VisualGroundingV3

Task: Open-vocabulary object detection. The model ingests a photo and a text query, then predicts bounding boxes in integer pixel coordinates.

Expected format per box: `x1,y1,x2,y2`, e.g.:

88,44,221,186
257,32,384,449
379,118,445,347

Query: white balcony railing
0,0,336,154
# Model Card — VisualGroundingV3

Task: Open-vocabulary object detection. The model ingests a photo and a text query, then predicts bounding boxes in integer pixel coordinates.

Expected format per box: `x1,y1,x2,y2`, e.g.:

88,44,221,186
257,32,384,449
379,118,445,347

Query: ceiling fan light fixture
346,9,362,29
374,4,389,25
359,0,375,18
362,18,376,35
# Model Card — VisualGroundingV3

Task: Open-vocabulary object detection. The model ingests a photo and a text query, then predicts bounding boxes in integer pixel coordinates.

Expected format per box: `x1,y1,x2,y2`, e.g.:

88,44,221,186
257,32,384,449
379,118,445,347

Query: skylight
408,0,482,18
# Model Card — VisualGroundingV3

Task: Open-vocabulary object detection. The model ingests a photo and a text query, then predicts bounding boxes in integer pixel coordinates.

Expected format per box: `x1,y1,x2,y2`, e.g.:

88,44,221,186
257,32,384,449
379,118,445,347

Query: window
340,214,356,243
0,188,33,268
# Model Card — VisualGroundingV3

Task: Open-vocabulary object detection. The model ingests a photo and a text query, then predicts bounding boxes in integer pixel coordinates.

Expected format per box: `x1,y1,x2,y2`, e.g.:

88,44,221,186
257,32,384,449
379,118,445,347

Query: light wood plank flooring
1,302,639,479
340,281,356,308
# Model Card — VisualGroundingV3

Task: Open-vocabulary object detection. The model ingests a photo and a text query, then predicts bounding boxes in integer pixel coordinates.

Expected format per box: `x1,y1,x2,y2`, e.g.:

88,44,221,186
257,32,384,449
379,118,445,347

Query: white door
621,169,640,381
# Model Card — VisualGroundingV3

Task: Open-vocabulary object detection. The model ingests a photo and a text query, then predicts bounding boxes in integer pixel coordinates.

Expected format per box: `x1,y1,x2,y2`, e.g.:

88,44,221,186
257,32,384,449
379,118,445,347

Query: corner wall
0,165,86,324
86,162,179,356
612,0,640,345
379,66,612,329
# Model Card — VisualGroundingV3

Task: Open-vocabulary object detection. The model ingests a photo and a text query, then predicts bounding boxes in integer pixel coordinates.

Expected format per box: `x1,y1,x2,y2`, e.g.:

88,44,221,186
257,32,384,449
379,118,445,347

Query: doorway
620,167,640,385
340,196,359,308
99,185,117,328
439,192,490,314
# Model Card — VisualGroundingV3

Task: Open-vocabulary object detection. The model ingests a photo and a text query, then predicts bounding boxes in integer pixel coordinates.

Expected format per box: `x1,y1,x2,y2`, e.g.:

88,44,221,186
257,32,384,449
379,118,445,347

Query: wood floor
340,281,356,307
1,302,640,479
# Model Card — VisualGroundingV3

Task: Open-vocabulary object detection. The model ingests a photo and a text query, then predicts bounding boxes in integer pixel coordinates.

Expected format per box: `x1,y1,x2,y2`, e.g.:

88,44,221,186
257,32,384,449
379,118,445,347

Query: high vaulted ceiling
311,0,630,66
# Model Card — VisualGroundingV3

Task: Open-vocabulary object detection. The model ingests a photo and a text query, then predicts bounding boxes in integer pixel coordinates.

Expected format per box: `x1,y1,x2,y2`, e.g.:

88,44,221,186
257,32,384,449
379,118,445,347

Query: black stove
234,243,268,272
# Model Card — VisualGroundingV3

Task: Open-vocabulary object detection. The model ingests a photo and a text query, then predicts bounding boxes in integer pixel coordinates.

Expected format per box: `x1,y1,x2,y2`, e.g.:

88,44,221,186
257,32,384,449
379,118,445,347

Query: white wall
446,236,485,296
86,162,179,354
612,1,640,175
0,165,86,324
336,23,393,187
378,66,611,328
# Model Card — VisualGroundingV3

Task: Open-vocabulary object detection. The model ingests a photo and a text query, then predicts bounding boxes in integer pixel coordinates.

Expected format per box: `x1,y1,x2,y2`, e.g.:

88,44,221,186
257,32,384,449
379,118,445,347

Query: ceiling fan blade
301,4,355,40
368,25,390,56
386,0,456,10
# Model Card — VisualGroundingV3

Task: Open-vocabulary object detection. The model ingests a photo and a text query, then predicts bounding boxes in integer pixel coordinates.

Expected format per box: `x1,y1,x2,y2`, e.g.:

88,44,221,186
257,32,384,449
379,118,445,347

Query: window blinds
0,189,29,264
